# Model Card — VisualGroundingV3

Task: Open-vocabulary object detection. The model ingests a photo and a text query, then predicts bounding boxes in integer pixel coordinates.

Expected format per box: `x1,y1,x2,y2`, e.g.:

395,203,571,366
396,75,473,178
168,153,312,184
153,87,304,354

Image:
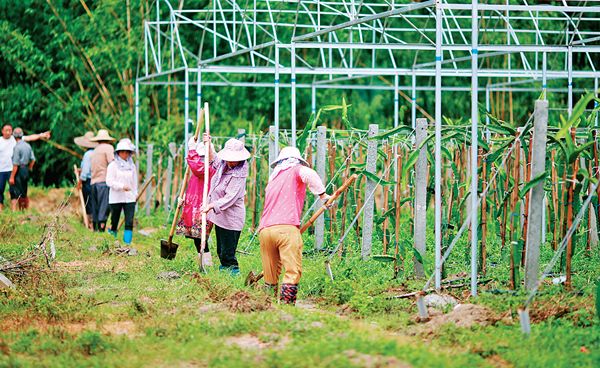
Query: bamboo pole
328,140,338,246
381,142,391,254
509,136,521,290
565,128,579,289
480,147,488,275
551,149,559,250
394,145,404,277
521,139,534,266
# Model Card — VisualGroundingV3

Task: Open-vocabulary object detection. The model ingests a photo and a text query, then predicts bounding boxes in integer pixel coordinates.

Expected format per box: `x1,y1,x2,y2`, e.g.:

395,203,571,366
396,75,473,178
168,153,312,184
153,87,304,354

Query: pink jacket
180,150,215,229
259,165,326,231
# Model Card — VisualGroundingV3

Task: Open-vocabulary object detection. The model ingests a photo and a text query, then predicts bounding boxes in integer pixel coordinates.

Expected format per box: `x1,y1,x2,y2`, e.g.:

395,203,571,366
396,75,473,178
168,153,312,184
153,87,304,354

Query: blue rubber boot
123,230,133,245
108,229,117,237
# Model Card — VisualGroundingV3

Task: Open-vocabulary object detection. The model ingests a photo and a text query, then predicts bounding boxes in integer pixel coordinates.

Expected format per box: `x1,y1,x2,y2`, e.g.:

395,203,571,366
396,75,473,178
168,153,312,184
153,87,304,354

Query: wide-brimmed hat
90,129,115,142
270,146,309,168
115,138,135,152
217,138,251,162
74,131,98,149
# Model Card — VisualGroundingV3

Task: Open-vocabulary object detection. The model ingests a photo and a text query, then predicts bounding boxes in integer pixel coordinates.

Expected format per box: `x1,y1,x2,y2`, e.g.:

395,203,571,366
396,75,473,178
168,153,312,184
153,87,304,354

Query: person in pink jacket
176,136,216,267
258,146,330,304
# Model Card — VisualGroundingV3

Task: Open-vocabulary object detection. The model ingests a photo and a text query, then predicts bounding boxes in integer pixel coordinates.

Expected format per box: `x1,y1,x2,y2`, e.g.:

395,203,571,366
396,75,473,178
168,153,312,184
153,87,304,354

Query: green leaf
519,171,547,199
357,170,396,186
370,125,413,140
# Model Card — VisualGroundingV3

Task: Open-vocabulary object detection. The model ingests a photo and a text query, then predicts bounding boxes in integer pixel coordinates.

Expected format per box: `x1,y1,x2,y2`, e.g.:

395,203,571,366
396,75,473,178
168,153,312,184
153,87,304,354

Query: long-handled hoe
160,111,205,260
245,174,358,287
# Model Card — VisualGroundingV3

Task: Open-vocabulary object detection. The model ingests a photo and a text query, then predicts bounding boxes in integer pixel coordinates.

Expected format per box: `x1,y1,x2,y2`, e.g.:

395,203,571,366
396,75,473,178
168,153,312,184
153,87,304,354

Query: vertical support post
145,144,154,216
164,142,176,211
361,124,379,260
156,1,161,70
184,69,190,156
291,43,297,147
595,78,599,127
524,100,548,291
135,81,140,159
274,45,280,157
434,0,443,290
311,85,317,114
268,125,277,173
470,0,479,296
568,46,573,116
394,74,399,129
485,86,491,141
414,118,427,278
542,52,547,100
411,72,416,129
315,126,327,250
197,70,202,122
238,128,246,143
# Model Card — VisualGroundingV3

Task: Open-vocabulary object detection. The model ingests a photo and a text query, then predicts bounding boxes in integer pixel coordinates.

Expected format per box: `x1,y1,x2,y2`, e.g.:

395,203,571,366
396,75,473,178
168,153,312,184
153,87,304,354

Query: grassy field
0,188,599,367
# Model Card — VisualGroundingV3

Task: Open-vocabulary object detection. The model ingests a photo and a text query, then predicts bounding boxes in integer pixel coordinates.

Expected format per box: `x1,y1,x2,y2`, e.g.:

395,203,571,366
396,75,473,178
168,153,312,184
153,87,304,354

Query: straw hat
90,129,115,142
74,131,98,149
270,146,309,168
115,138,135,152
217,138,251,162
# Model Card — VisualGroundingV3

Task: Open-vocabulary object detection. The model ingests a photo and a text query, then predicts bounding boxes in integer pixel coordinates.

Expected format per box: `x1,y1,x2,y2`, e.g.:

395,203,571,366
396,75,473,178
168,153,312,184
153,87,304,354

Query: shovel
160,111,205,260
245,174,358,287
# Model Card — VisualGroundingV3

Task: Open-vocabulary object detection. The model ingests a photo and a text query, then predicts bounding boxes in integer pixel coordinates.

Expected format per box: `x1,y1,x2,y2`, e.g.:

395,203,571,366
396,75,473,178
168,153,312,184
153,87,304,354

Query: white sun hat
270,146,309,168
217,138,251,162
115,138,136,152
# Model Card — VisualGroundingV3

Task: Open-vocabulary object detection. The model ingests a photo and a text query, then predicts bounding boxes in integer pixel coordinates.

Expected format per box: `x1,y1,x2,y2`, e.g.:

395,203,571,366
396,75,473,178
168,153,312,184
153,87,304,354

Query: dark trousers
193,238,210,253
0,171,10,204
9,166,29,200
214,225,240,269
110,202,135,232
82,179,92,214
91,182,110,231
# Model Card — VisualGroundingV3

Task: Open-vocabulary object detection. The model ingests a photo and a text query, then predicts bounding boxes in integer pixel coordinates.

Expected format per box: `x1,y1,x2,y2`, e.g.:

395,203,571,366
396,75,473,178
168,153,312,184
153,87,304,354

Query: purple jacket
207,157,248,231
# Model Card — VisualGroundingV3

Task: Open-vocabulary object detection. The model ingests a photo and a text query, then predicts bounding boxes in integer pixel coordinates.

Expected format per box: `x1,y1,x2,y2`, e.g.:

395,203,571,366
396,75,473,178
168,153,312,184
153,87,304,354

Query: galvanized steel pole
470,0,479,296
434,0,443,290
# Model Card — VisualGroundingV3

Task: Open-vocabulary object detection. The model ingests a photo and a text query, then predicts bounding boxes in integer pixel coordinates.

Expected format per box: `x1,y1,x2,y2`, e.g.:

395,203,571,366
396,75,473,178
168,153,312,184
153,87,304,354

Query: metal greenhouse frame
135,0,600,296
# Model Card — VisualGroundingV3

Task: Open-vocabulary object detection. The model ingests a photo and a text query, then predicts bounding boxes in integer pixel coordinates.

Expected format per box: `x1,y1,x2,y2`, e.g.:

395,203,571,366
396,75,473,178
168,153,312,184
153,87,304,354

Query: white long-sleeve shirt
106,161,138,204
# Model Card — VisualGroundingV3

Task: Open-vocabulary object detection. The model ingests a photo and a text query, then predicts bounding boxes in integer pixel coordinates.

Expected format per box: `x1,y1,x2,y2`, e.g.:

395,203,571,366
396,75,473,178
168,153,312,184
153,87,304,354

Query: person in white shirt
0,124,50,210
106,138,138,246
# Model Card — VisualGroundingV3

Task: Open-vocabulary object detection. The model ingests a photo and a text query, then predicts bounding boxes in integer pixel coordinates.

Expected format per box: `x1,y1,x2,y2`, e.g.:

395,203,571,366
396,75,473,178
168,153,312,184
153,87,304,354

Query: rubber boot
123,230,133,245
280,284,298,305
108,229,117,237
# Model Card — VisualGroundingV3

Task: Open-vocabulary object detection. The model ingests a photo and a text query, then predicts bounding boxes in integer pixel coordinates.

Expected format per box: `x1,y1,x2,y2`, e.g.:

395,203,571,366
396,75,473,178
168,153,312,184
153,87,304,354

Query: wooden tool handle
300,174,358,234
73,165,89,228
200,103,211,254
168,111,205,239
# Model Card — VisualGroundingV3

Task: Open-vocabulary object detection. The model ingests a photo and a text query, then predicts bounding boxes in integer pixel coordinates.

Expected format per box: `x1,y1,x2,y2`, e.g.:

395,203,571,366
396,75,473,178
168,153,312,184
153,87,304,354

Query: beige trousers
259,225,303,285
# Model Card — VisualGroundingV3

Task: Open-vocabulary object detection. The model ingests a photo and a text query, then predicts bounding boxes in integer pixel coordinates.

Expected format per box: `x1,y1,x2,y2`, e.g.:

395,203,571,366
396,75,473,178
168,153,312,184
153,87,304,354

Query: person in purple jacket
201,138,251,275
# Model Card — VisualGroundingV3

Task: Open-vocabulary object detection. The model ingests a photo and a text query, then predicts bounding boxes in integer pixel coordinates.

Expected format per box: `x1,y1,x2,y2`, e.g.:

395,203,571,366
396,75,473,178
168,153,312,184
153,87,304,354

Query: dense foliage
0,1,597,186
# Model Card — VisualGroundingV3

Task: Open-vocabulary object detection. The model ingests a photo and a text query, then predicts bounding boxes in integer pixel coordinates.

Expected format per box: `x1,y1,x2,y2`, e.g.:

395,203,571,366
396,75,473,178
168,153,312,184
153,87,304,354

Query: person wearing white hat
201,138,251,275
74,131,98,228
257,146,331,304
176,136,217,267
106,138,138,246
89,129,115,231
